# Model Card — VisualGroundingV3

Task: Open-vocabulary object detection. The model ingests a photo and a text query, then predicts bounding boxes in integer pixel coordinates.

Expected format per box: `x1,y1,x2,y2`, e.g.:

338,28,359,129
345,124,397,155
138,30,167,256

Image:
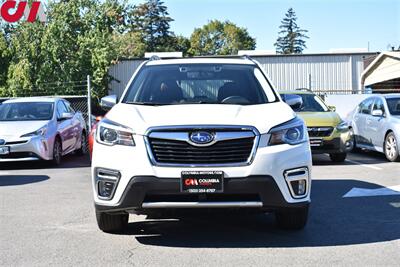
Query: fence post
87,75,92,130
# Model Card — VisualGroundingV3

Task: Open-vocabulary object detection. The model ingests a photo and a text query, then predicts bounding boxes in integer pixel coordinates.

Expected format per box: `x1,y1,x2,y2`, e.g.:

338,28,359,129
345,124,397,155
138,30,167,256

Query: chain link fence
0,78,93,129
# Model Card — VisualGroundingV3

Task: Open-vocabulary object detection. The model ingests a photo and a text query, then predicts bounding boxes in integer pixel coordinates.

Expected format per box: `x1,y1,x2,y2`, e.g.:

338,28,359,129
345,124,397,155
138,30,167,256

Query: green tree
130,0,174,52
274,8,309,54
189,20,256,56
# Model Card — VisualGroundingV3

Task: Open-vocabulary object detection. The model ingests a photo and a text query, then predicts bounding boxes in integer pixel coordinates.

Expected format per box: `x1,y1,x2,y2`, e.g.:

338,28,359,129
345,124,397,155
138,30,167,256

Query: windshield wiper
124,101,166,106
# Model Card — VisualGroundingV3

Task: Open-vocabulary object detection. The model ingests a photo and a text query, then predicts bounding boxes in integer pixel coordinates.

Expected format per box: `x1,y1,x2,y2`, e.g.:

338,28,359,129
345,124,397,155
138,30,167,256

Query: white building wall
108,53,375,98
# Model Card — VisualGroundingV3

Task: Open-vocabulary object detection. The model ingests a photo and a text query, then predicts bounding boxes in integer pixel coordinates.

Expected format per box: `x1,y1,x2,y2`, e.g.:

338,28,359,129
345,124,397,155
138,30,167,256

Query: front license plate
309,138,323,147
0,146,10,155
181,171,224,193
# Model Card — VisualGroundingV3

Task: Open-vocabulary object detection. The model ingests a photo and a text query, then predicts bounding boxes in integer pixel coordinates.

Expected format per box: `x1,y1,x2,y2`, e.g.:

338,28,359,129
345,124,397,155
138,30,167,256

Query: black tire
329,153,347,162
348,128,357,152
384,132,400,162
96,211,128,233
52,138,62,166
76,132,88,156
275,205,309,230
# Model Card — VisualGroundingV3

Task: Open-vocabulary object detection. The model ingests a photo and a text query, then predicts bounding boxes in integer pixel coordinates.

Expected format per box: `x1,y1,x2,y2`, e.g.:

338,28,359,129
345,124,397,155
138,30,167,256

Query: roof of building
361,51,400,87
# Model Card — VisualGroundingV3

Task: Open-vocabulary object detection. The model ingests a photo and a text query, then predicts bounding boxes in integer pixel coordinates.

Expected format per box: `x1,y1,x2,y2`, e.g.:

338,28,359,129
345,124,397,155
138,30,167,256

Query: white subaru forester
92,57,312,233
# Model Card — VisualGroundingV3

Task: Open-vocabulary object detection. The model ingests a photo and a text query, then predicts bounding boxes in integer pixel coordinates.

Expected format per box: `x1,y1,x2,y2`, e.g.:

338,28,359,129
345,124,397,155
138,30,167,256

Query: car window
63,100,75,113
56,101,68,119
0,102,54,121
281,93,328,112
122,64,277,105
386,97,400,115
372,98,385,113
360,98,374,114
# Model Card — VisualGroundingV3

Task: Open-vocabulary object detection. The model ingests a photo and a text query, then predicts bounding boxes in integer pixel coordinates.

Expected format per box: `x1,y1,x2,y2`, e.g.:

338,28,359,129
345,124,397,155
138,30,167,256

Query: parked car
280,90,352,162
0,97,87,165
89,116,103,158
348,94,400,162
92,57,312,233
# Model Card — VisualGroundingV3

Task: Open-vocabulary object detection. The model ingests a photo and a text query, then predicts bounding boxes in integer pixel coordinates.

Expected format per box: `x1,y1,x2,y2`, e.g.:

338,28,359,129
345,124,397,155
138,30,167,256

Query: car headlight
96,119,135,146
336,121,349,132
21,126,47,137
269,117,308,146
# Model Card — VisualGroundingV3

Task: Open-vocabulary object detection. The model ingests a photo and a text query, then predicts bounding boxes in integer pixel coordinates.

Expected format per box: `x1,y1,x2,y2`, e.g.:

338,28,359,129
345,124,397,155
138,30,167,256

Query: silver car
349,94,400,162
0,97,87,165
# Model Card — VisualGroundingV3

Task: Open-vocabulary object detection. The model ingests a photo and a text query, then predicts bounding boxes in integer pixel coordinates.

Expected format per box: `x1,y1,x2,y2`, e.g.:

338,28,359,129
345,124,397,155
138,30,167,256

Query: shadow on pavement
312,151,389,166
0,154,90,170
0,175,49,186
125,179,400,248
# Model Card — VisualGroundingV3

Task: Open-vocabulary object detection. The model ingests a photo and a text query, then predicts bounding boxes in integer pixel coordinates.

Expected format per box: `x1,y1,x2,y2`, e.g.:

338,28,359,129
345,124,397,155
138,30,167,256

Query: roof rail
295,88,313,92
149,55,161,61
241,55,260,65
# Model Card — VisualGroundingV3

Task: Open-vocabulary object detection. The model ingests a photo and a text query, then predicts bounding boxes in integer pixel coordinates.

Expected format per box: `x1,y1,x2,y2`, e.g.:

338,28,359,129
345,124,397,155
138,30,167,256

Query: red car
89,116,103,158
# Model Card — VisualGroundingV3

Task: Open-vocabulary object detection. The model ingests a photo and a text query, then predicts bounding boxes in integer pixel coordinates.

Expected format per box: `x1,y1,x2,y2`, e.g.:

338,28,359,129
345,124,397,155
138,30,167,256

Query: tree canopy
0,1,257,99
274,8,309,54
189,20,256,56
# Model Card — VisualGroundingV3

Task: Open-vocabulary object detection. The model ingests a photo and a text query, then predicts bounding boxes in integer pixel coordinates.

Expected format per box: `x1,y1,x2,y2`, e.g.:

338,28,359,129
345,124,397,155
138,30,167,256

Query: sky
133,0,400,53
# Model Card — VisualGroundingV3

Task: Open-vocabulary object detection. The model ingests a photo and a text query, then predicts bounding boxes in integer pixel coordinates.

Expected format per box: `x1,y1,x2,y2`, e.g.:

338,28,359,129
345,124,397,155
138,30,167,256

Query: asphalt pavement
1,151,399,266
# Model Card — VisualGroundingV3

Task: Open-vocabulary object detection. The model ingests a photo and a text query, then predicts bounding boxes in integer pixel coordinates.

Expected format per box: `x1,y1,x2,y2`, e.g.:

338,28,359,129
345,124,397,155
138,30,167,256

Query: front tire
384,132,400,162
275,205,309,230
96,211,128,233
52,138,62,166
329,152,347,162
76,132,88,156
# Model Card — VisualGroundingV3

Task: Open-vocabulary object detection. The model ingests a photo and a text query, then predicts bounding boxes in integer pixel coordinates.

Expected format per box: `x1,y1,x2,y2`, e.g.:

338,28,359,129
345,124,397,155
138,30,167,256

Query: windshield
122,64,277,105
386,97,400,115
281,93,328,112
0,102,54,121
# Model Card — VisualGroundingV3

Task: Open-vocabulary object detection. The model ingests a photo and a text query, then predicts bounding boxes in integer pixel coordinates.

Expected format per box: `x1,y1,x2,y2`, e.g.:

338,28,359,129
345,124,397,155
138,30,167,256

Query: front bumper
0,136,52,162
92,133,313,209
95,175,310,214
310,130,352,154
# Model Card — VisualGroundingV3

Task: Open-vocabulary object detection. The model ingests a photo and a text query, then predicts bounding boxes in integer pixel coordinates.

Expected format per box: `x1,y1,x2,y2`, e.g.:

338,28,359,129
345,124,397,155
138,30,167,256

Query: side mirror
283,94,303,111
371,109,383,117
100,95,117,111
58,112,74,121
328,105,336,112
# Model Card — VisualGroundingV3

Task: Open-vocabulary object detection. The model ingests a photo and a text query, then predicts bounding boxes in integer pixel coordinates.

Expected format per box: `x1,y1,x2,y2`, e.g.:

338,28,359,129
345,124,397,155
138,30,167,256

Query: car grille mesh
307,127,334,137
148,137,255,165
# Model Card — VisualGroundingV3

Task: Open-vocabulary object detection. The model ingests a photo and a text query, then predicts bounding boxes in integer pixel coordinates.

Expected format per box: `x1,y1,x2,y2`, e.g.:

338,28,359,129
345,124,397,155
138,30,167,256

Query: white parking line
343,185,400,198
345,159,383,170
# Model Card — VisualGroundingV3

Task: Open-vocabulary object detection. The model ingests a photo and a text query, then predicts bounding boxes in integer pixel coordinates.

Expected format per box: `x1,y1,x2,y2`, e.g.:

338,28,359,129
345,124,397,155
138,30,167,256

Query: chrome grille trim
144,125,260,167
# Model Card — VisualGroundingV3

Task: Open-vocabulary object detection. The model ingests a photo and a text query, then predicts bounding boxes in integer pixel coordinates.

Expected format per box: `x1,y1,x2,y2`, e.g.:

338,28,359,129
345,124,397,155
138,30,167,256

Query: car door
367,97,386,151
56,100,73,153
62,100,80,149
354,98,374,145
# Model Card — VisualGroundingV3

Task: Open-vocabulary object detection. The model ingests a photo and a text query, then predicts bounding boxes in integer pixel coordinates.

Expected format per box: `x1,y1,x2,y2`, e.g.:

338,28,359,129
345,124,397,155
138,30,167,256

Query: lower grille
307,127,334,137
0,152,39,159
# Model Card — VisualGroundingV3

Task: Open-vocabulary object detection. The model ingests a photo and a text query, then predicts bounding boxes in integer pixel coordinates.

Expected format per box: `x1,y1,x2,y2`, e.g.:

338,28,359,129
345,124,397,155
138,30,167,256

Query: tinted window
386,97,400,115
360,98,374,114
281,93,328,112
0,102,54,121
56,101,68,118
123,64,276,105
372,98,385,112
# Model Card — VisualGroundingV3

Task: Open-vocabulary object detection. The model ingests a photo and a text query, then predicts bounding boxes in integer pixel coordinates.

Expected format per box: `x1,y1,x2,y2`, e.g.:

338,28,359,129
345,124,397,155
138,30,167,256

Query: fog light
284,167,309,199
95,168,120,200
290,179,307,196
98,181,116,198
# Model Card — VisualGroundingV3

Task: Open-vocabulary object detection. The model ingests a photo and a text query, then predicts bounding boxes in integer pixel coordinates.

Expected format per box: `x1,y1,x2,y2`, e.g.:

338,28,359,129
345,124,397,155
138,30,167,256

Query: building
360,51,400,93
108,52,378,98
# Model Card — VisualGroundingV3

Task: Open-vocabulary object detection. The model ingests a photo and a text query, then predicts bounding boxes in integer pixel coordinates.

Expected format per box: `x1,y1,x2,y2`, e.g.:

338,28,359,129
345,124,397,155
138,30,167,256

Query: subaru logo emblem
189,132,214,145
0,139,5,145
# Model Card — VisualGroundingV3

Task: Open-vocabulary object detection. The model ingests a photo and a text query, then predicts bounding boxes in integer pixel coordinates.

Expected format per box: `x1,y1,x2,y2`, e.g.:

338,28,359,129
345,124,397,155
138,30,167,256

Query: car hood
297,112,341,127
0,121,48,141
104,102,296,135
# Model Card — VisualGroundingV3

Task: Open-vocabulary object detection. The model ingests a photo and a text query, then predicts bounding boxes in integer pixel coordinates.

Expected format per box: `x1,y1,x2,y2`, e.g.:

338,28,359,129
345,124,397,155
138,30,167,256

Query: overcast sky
132,0,400,53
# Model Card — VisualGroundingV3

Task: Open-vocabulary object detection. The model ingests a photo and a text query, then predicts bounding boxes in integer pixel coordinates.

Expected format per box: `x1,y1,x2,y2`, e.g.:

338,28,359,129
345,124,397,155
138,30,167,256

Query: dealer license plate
181,171,224,193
